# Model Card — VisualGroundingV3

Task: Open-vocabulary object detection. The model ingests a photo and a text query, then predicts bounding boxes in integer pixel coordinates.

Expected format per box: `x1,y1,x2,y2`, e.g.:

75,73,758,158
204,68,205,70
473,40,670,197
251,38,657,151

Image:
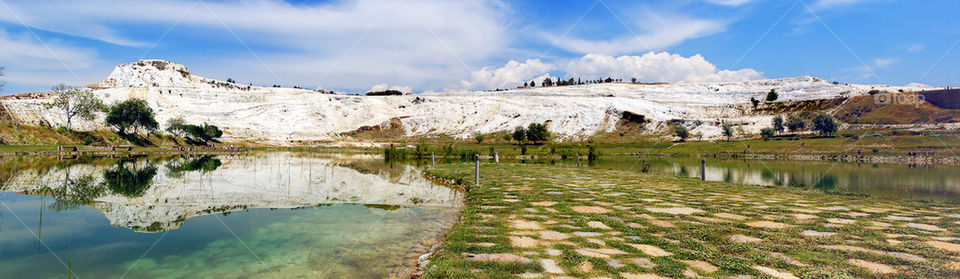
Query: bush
674,125,690,142
106,98,157,135
765,89,778,102
812,113,838,136
721,123,733,141
512,126,527,143
772,115,785,134
786,115,806,132
474,134,485,144
760,128,775,140
526,123,550,143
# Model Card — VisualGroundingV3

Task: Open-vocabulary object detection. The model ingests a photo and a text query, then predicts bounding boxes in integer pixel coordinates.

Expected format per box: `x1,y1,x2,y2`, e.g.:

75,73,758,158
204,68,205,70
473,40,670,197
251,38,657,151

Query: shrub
474,133,485,144
786,115,806,132
772,115,785,134
722,123,733,141
765,89,778,102
106,98,157,135
526,123,550,143
812,113,838,136
761,128,775,140
512,126,527,143
674,125,690,142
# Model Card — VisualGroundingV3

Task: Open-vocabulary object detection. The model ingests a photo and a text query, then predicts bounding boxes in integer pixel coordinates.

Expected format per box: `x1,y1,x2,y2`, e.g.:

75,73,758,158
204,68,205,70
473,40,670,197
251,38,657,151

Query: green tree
766,89,779,102
165,117,187,137
102,161,158,198
512,126,527,143
44,84,105,130
526,123,550,143
474,133,485,144
674,125,690,142
760,127,775,140
750,97,760,109
772,115,785,134
502,133,512,142
106,98,158,135
812,113,838,136
786,115,806,132
529,80,536,87
542,77,553,87
721,123,734,141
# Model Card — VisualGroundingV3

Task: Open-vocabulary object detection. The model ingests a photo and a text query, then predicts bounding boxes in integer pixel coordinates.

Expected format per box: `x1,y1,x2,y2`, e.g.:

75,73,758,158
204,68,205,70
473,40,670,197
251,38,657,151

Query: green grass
421,162,960,278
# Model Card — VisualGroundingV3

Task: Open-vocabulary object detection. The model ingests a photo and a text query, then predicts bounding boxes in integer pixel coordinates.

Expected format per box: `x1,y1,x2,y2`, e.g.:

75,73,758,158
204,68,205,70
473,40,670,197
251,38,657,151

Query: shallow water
0,153,462,278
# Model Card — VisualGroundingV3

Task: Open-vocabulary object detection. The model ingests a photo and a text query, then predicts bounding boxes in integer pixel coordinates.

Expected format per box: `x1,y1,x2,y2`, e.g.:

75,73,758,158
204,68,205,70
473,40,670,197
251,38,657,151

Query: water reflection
0,152,462,279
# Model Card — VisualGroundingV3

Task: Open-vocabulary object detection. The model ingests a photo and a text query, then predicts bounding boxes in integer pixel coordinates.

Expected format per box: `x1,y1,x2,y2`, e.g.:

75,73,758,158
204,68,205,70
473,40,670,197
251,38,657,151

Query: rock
511,219,543,230
681,260,719,273
545,248,562,256
644,207,704,215
540,230,571,240
510,236,539,248
768,252,807,267
573,231,604,237
907,223,946,232
714,213,749,220
578,260,594,272
540,259,564,274
571,206,611,214
531,201,557,207
801,230,837,237
753,265,799,279
792,213,818,220
608,259,626,269
463,253,532,263
927,240,960,253
575,248,627,258
846,259,897,274
620,273,670,279
626,243,673,257
729,234,763,243
745,221,793,229
826,218,856,225
629,258,656,268
588,221,612,229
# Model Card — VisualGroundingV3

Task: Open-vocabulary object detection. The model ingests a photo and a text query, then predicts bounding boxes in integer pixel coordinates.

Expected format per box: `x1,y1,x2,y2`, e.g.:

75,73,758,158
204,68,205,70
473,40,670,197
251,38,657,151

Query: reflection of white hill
2,153,462,232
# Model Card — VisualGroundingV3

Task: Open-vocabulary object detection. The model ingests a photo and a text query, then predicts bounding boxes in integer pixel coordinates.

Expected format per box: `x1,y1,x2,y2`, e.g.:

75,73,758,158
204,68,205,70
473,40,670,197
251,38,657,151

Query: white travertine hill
0,60,940,144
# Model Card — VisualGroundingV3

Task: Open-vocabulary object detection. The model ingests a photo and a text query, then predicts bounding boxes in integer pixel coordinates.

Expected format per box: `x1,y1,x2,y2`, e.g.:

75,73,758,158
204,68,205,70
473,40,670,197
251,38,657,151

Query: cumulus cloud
549,11,726,55
565,52,763,83
873,58,895,68
460,59,555,90
908,44,924,53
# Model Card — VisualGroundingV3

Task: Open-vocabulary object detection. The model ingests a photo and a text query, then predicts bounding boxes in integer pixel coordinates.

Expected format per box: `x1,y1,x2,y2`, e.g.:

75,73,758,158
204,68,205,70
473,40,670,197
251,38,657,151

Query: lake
0,153,462,278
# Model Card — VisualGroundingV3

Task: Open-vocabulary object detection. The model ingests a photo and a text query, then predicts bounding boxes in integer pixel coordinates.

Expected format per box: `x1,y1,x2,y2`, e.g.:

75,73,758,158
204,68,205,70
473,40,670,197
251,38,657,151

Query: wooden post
494,152,499,163
576,152,581,167
431,152,435,166
474,154,480,186
701,159,706,181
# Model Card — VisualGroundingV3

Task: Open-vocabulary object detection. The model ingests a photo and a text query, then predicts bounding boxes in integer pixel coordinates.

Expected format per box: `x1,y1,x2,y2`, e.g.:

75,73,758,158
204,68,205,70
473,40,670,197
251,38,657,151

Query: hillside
0,60,942,145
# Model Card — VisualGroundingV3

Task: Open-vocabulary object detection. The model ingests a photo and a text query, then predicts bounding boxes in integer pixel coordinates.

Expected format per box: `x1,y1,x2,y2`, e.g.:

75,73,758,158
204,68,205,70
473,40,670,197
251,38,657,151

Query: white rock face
2,153,463,232
0,60,940,144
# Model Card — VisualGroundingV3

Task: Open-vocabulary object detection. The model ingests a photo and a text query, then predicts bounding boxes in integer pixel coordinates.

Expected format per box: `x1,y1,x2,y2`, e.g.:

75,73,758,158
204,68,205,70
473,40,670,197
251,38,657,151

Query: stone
607,259,626,269
540,230,571,240
768,252,807,267
463,253,532,263
629,258,656,268
645,207,704,215
745,221,793,229
531,201,557,207
576,248,627,258
647,220,675,228
846,259,896,274
819,245,926,262
511,220,543,230
729,234,763,243
907,223,946,232
620,273,670,279
573,231,604,237
545,249,562,256
510,236,539,248
588,221,612,229
540,259,564,274
801,230,837,237
681,260,719,273
577,261,594,272
826,218,856,225
792,213,818,220
571,206,612,214
927,240,960,253
714,213,749,220
753,266,799,279
626,243,673,257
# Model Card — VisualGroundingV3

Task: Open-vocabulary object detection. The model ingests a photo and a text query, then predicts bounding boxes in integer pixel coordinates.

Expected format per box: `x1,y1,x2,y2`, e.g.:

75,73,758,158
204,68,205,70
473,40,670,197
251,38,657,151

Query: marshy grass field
421,162,960,278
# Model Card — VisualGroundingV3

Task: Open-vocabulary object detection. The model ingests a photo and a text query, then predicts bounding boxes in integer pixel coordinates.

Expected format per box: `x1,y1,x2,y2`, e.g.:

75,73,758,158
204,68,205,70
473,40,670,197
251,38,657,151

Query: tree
811,113,838,136
165,117,187,137
766,89,779,102
474,133,485,143
631,77,637,83
760,128,775,140
543,77,553,87
750,97,760,109
721,123,734,141
529,80,536,87
512,126,527,143
523,82,528,87
772,115,785,134
674,125,690,142
44,84,105,130
786,115,806,132
526,123,550,143
106,98,158,135
502,133,512,142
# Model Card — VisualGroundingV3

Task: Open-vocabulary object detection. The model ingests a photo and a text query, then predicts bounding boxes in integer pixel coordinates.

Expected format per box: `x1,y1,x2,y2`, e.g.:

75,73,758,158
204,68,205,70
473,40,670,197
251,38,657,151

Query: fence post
431,152,435,166
576,152,582,167
701,159,706,181
474,154,480,186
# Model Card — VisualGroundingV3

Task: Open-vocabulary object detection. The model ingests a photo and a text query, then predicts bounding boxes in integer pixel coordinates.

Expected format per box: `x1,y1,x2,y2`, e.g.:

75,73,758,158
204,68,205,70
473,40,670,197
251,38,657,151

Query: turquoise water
0,153,461,278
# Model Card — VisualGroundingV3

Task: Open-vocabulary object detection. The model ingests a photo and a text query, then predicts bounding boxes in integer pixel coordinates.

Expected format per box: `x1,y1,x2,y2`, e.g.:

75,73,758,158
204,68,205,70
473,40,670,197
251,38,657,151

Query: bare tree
44,84,105,130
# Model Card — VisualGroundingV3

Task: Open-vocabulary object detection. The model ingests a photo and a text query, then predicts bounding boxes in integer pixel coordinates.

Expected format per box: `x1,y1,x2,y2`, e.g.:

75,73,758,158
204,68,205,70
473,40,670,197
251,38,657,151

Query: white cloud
0,28,105,91
565,52,763,83
873,58,895,68
460,59,555,90
549,11,726,55
704,0,755,7
908,44,924,53
811,0,887,10
0,0,511,92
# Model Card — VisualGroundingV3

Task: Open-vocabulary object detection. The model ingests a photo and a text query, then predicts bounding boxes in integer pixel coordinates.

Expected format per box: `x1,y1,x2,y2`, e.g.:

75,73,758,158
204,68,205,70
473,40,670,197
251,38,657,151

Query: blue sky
0,0,957,94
